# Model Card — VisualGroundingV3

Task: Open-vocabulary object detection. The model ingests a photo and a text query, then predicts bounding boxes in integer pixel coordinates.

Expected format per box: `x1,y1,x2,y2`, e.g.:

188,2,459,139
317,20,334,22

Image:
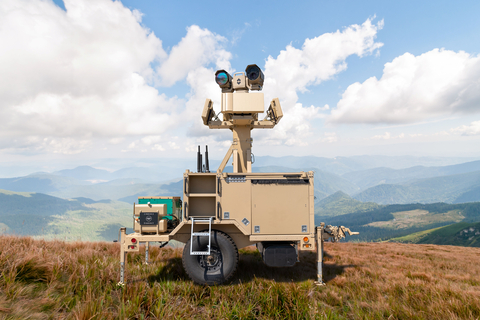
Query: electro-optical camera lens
216,72,229,85
246,65,260,80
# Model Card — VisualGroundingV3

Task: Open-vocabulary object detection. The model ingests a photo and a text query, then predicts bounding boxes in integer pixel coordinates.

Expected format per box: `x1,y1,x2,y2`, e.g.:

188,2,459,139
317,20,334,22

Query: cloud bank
0,0,173,153
0,0,230,154
329,49,480,124
0,0,385,155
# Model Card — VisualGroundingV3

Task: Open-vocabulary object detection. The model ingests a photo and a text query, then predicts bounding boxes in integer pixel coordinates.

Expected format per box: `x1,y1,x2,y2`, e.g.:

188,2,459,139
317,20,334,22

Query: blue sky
1,0,480,171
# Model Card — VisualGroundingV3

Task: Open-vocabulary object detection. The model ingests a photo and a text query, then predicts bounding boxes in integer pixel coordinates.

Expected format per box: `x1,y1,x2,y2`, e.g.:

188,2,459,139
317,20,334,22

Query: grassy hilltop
390,222,480,246
1,235,479,319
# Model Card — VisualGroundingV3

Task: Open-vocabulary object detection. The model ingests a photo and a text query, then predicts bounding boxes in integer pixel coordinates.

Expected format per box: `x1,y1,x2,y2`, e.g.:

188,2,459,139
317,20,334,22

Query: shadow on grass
144,249,355,285
233,250,355,284
146,257,189,284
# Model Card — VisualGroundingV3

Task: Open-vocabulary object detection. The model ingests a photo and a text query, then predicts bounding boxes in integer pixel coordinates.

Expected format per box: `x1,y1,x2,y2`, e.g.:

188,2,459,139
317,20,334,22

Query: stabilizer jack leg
119,227,126,286
315,225,326,286
145,241,149,265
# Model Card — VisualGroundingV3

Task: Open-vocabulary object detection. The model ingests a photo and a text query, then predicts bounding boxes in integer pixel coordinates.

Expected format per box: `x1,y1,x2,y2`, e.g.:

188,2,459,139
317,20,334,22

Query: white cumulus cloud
0,0,233,155
329,49,480,124
263,17,384,112
371,132,405,140
451,120,480,136
0,0,173,153
322,132,338,143
258,17,384,146
157,25,232,87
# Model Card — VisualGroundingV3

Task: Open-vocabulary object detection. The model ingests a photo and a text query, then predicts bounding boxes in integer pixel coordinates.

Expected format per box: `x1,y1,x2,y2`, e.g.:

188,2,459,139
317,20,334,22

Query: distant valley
0,189,132,242
389,222,480,247
316,191,480,244
1,155,480,245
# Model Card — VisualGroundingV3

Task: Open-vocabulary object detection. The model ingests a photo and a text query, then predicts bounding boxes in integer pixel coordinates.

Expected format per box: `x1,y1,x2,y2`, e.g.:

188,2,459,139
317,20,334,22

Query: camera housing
214,65,267,114
245,64,264,90
215,70,233,92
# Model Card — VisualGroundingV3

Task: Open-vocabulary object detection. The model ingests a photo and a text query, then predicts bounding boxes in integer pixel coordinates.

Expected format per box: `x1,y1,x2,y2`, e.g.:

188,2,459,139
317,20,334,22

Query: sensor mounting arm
201,64,283,173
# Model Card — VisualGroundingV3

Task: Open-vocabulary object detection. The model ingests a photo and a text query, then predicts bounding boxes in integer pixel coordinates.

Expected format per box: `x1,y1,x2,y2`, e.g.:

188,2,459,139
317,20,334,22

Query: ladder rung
190,251,210,255
190,216,214,256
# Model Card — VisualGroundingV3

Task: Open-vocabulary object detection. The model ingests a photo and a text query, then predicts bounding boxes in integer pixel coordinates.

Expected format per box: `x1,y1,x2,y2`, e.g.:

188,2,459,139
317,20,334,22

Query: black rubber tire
182,230,238,285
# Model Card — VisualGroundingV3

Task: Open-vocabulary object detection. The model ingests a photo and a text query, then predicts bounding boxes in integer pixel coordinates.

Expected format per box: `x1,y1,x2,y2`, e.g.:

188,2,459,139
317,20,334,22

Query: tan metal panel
221,92,264,113
134,203,167,217
220,179,252,235
188,197,216,217
251,183,309,235
133,204,168,234
221,93,233,112
188,174,216,193
232,92,264,113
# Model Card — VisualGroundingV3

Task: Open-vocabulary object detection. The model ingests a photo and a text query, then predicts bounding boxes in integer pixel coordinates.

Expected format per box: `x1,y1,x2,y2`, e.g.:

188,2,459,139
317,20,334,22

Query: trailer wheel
182,230,238,285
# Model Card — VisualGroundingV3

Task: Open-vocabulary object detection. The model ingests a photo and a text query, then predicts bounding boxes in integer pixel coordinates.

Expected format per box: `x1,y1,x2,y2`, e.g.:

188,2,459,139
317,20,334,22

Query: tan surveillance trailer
119,64,358,286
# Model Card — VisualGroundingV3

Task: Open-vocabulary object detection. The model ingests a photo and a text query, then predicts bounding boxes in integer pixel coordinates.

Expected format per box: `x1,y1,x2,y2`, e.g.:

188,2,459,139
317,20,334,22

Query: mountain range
352,168,480,204
1,155,480,245
1,156,480,205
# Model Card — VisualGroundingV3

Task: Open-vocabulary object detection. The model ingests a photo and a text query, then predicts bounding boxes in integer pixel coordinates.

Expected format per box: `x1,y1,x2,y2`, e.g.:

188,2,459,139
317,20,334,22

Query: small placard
140,212,158,225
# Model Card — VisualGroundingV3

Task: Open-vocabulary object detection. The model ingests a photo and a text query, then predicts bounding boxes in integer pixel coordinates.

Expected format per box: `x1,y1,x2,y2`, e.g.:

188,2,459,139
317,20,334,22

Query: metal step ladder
189,217,214,255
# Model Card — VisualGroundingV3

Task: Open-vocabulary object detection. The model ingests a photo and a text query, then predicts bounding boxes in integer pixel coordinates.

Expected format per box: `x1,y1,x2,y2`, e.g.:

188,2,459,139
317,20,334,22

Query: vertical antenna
205,145,210,173
197,146,202,173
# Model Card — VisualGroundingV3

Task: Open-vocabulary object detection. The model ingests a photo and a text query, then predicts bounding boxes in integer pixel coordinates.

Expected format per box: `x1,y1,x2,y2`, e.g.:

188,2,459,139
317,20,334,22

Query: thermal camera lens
216,72,229,85
246,65,260,80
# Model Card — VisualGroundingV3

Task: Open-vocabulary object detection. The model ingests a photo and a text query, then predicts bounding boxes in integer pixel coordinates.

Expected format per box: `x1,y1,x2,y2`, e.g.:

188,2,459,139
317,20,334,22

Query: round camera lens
216,72,228,85
246,66,260,80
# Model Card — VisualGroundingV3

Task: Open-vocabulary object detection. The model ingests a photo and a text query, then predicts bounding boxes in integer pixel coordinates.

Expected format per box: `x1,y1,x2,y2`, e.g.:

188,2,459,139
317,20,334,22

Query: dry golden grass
0,235,479,319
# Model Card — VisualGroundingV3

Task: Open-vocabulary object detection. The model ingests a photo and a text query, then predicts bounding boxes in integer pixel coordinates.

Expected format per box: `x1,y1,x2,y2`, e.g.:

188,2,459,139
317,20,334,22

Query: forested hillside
317,202,480,242
0,190,90,236
0,190,131,241
315,191,379,216
390,222,480,247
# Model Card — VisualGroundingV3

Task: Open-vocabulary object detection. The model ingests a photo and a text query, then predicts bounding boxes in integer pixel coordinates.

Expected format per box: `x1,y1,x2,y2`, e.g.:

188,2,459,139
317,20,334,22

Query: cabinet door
220,180,251,234
251,183,309,235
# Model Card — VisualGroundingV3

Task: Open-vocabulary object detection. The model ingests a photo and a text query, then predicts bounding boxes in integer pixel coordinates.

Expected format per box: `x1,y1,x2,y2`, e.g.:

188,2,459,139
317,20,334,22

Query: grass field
1,235,479,319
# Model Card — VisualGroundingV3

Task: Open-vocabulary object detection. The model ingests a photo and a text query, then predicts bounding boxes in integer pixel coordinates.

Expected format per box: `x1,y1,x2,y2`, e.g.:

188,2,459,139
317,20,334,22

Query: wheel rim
198,247,222,272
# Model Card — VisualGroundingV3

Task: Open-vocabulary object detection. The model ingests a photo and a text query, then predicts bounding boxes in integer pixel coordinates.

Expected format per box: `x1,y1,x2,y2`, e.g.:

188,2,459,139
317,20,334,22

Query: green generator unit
137,196,182,228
